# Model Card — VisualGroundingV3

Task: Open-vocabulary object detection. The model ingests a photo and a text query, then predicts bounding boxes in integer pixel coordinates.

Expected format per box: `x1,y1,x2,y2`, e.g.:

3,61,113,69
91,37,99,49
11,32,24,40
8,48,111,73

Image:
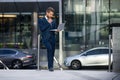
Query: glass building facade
0,0,120,58
0,14,32,48
0,1,59,49
62,0,120,55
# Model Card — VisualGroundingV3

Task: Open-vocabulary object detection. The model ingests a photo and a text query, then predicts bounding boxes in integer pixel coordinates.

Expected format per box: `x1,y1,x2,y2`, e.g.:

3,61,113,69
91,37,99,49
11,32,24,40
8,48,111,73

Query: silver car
64,47,112,70
0,48,35,69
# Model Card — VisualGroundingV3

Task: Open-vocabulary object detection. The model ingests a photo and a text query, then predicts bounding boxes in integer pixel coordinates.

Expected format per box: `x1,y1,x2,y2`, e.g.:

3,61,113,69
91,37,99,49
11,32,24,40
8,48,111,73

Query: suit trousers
43,39,55,69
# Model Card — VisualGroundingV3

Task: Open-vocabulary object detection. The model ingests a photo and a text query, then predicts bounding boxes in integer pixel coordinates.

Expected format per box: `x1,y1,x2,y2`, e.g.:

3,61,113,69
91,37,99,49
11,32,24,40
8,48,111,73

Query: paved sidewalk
0,70,119,80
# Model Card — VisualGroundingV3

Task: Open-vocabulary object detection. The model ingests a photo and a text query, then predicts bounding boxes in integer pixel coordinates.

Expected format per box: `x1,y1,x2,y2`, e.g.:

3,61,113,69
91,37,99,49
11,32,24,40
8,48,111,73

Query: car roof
79,47,110,55
89,47,109,50
84,47,110,53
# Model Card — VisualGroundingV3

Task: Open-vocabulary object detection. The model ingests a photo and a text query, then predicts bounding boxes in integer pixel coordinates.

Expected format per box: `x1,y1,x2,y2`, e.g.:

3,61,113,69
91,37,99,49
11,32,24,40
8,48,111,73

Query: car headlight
64,58,70,66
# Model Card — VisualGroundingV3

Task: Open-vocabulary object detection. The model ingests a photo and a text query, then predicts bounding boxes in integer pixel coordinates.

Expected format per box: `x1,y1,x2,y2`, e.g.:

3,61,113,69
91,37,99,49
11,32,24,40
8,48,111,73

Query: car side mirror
82,53,87,56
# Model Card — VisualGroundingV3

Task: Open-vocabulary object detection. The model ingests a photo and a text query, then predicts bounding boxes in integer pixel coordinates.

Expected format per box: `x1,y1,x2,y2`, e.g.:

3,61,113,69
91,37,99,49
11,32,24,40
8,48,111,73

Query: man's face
46,11,54,19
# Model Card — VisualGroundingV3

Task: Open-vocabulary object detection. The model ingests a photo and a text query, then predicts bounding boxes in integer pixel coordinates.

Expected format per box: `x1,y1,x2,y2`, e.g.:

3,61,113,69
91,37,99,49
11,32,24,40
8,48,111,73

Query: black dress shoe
49,68,54,72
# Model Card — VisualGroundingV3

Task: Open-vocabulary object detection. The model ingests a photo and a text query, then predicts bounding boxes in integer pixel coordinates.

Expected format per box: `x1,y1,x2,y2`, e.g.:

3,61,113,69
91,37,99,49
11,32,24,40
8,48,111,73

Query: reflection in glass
0,14,32,49
63,0,120,53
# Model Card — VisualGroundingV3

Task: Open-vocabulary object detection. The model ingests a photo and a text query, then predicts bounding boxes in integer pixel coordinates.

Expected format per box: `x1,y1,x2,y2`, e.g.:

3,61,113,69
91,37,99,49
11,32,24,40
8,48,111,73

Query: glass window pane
3,50,16,54
0,50,16,54
86,49,101,55
101,49,109,54
0,14,32,49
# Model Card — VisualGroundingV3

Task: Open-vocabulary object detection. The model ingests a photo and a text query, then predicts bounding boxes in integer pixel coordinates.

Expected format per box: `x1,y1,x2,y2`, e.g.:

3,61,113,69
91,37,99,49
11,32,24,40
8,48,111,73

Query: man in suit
38,7,58,71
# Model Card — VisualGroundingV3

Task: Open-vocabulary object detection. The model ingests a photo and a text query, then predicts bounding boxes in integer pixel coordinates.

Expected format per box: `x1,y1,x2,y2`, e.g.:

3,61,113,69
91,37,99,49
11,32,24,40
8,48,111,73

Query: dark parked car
0,48,35,69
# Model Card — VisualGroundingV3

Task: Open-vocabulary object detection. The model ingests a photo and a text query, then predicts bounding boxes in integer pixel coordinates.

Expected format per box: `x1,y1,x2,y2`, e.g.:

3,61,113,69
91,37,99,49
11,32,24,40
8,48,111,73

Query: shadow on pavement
82,66,109,70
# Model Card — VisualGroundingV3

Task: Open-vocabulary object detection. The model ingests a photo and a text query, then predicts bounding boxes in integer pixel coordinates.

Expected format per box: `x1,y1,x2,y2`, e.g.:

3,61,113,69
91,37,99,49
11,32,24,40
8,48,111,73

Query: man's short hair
46,7,55,13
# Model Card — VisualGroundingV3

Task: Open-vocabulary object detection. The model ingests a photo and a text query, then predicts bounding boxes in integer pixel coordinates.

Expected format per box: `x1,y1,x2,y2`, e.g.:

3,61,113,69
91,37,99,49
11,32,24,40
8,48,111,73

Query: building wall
113,27,120,72
62,0,120,57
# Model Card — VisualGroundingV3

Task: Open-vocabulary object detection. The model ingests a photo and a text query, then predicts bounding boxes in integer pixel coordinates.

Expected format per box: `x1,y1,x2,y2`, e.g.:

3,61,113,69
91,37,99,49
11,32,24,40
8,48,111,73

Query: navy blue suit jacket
38,17,57,43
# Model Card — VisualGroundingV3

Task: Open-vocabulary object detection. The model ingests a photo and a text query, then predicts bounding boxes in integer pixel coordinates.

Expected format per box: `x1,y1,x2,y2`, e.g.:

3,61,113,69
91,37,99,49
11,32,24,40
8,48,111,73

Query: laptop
50,23,65,31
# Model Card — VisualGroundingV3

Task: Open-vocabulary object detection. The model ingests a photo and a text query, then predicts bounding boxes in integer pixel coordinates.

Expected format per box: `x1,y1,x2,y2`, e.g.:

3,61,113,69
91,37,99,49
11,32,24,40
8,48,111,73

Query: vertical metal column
83,0,87,50
37,34,40,70
59,0,63,65
108,35,112,72
32,12,38,49
108,0,112,72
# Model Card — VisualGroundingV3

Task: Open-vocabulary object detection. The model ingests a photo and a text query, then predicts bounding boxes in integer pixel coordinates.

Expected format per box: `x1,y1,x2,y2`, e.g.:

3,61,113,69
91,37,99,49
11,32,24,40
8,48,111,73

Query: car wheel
12,60,23,69
71,60,81,70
